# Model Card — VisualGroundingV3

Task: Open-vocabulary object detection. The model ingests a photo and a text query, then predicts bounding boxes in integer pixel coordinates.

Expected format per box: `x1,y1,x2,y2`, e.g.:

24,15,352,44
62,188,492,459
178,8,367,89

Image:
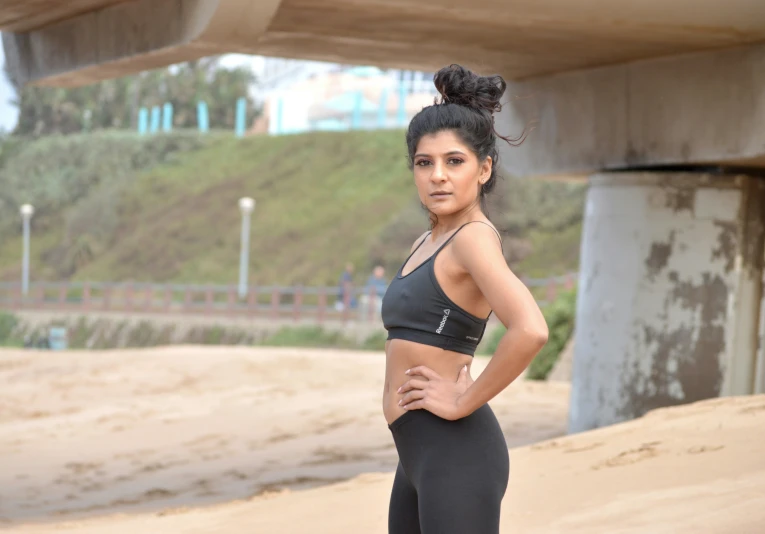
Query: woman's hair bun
434,64,506,114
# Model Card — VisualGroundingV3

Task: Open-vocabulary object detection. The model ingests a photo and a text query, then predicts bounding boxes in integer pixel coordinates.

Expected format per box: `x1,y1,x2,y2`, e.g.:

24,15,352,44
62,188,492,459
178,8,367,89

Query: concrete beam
497,43,765,178
2,0,283,88
0,0,131,33
5,0,765,89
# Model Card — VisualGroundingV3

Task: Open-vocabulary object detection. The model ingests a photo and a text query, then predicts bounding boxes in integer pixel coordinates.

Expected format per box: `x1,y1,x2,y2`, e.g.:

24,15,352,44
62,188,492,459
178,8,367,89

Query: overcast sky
0,42,18,132
0,37,264,133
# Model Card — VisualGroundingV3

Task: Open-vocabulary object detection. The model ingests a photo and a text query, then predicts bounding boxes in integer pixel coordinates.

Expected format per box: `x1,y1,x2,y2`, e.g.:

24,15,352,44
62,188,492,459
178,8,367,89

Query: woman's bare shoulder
409,230,431,252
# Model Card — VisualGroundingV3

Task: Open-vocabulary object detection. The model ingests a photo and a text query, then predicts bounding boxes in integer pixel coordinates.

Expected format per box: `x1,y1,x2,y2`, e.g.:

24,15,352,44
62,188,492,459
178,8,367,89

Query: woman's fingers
397,378,428,394
401,399,426,411
457,365,468,382
405,366,441,380
399,389,426,406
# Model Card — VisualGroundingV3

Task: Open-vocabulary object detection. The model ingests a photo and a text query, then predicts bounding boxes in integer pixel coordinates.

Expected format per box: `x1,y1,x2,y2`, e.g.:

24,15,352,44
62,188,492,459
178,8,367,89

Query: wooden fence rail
0,274,577,324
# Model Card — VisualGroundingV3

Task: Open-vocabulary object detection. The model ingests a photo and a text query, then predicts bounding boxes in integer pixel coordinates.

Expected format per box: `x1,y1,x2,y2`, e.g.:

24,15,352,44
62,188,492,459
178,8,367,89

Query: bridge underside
2,0,765,87
3,0,765,431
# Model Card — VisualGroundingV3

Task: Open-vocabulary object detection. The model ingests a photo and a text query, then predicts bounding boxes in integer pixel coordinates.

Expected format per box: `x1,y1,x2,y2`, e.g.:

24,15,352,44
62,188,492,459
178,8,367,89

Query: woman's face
412,130,492,220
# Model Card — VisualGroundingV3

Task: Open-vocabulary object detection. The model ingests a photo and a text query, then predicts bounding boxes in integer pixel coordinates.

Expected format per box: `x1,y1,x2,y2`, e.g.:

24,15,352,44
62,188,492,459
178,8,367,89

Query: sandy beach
1,345,763,533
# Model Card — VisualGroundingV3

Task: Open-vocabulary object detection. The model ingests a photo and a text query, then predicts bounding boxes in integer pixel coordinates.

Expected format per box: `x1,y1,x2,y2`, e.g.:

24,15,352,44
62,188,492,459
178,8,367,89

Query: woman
380,64,549,534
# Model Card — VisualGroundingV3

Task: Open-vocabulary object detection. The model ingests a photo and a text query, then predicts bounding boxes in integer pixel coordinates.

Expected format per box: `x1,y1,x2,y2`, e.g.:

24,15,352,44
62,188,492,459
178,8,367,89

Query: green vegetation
0,129,586,286
0,313,387,352
258,326,385,351
358,330,388,352
0,131,212,280
480,288,577,380
260,326,354,349
0,312,20,346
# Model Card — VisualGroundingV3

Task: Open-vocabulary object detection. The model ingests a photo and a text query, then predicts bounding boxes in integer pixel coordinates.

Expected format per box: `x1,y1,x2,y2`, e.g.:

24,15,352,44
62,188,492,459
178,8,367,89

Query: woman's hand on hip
397,365,473,420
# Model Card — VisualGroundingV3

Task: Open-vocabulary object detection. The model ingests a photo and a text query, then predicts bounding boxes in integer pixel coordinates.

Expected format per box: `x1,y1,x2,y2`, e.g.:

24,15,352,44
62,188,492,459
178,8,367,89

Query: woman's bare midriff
383,339,473,425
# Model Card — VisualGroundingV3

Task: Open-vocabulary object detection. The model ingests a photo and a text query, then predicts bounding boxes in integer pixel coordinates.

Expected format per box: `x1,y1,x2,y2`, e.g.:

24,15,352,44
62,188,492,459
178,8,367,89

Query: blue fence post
351,91,363,130
397,83,407,127
274,98,284,135
150,106,161,133
162,102,173,132
377,88,389,129
197,101,209,133
137,107,148,135
235,97,247,137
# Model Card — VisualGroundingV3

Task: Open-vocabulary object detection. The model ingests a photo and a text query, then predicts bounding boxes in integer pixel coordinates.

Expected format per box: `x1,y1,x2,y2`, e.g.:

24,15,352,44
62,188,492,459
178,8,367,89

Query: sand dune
1,346,763,533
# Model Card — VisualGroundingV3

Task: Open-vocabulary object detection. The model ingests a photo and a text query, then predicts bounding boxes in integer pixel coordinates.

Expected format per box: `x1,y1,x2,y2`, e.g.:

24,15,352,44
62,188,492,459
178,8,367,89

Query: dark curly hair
406,64,528,223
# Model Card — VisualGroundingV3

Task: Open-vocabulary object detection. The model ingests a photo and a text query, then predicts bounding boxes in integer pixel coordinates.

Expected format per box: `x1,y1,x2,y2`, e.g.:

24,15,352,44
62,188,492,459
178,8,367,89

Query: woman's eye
415,160,431,166
448,158,464,165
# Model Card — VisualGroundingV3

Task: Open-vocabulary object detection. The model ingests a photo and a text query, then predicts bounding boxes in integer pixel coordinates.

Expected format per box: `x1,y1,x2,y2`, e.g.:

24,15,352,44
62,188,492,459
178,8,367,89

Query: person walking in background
361,265,389,319
380,64,548,533
335,262,356,311
370,265,388,308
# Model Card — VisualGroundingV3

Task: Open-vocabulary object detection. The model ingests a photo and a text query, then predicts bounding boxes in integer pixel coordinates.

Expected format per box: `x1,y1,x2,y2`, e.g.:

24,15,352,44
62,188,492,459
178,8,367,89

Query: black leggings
387,404,510,534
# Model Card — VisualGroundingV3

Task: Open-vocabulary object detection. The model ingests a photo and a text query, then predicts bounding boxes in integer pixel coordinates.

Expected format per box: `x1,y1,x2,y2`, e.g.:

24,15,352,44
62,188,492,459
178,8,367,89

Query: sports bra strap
435,220,503,254
477,220,504,252
413,231,432,252
397,231,432,275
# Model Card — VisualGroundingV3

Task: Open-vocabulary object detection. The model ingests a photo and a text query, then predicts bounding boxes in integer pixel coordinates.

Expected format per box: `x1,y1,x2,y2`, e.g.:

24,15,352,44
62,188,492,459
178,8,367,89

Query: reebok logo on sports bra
436,309,450,334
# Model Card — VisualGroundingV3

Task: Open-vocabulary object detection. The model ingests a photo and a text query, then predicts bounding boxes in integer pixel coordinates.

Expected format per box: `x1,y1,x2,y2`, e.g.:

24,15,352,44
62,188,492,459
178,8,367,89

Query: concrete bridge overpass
4,0,765,432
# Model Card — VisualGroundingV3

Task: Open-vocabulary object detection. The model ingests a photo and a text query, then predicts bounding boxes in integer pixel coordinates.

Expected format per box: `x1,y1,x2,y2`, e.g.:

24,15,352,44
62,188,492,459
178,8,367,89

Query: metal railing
0,273,577,324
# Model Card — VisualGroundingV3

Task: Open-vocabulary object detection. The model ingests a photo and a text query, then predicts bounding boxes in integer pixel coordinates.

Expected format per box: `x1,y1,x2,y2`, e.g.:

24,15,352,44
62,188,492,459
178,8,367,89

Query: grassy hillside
0,130,586,286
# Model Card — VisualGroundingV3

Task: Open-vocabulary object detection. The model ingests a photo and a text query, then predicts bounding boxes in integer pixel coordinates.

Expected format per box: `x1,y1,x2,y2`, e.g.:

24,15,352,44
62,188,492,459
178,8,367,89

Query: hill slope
0,130,586,286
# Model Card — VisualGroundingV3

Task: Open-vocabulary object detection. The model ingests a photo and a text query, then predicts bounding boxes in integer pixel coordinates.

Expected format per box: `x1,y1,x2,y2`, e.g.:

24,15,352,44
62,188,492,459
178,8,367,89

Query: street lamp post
238,197,255,299
20,204,34,296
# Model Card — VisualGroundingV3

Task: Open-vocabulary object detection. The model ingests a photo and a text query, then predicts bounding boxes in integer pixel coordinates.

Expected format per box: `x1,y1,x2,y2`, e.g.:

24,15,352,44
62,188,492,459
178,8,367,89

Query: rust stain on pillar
645,231,675,280
711,221,737,273
664,187,695,213
622,272,728,419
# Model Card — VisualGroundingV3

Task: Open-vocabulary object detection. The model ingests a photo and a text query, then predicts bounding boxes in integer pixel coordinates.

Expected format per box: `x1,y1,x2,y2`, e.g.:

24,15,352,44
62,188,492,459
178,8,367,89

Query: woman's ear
480,156,493,184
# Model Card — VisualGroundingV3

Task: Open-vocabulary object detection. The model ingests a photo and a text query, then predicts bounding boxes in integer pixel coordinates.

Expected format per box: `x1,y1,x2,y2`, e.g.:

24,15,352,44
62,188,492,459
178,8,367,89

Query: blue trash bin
48,327,68,351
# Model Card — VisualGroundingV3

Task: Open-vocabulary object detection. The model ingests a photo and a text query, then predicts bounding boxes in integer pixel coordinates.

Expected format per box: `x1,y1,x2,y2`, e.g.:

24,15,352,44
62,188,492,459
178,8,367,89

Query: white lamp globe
238,197,255,213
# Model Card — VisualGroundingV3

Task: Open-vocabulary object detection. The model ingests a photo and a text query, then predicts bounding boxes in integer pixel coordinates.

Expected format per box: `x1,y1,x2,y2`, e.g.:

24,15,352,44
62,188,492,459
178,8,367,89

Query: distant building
258,58,341,96
252,58,437,135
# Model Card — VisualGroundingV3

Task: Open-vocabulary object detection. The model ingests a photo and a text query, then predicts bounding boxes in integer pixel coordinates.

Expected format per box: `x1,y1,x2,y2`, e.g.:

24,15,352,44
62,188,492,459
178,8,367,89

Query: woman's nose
431,163,446,181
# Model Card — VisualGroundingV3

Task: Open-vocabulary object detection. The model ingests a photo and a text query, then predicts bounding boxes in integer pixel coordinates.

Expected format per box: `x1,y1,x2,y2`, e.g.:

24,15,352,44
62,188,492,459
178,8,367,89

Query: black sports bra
380,221,502,356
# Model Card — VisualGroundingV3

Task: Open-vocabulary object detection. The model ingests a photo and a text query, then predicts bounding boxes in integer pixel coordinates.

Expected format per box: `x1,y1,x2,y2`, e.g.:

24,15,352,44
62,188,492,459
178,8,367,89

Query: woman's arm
451,223,548,416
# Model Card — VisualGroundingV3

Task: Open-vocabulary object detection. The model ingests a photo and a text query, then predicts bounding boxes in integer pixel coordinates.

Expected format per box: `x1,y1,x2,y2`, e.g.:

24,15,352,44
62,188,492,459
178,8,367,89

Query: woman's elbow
503,317,549,349
526,323,549,349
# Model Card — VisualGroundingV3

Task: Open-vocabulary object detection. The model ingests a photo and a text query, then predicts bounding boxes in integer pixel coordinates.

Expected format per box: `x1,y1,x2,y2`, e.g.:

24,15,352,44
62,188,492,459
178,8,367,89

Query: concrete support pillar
569,172,765,433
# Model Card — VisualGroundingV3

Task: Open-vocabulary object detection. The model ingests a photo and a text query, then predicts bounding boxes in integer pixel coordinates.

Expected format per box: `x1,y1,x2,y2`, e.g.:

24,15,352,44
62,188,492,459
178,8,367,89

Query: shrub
0,311,19,345
260,326,357,349
360,331,387,351
257,326,388,351
527,288,577,380
479,288,577,380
